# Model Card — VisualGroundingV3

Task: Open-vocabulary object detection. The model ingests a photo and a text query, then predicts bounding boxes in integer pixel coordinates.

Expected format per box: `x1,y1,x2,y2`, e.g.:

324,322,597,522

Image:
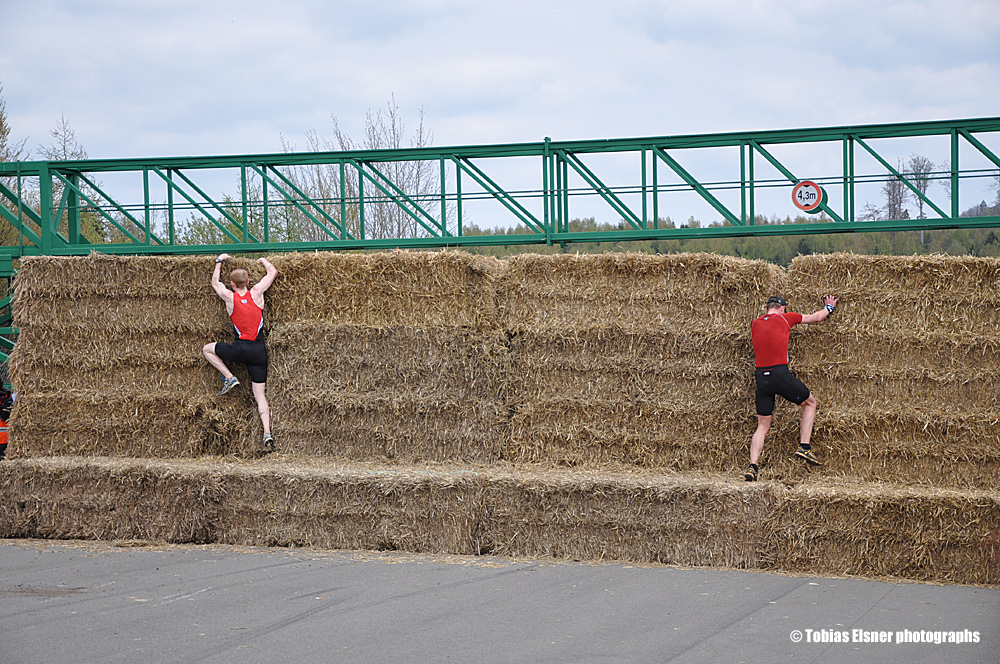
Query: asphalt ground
1,539,996,664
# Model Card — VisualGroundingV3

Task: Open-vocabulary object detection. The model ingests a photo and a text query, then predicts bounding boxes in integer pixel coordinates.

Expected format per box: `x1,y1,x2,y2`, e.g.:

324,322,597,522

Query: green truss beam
0,116,995,256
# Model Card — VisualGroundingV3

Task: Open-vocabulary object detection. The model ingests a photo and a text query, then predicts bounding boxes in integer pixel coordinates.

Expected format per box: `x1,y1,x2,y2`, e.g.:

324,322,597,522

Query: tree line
461,208,1000,266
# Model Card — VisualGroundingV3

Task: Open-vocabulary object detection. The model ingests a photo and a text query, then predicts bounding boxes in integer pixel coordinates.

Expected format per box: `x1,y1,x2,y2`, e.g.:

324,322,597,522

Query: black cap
766,296,788,308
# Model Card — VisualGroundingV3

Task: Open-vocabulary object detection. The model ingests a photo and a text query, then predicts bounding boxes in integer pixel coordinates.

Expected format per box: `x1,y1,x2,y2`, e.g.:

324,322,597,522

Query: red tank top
230,290,264,341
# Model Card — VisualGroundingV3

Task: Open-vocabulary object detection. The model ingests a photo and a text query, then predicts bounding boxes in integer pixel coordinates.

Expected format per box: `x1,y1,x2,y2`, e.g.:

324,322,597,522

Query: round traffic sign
792,180,825,213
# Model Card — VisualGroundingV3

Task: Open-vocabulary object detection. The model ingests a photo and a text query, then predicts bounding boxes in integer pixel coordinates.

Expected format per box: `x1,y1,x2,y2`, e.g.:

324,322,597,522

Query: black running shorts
754,364,810,416
215,339,268,383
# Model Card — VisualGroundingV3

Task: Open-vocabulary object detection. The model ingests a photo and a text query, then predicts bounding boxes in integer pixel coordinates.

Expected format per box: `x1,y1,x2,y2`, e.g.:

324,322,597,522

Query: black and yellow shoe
744,465,758,482
794,446,822,466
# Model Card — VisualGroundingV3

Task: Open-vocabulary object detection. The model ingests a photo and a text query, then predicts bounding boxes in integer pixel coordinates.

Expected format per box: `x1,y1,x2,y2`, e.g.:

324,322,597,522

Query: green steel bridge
0,115,998,365
1,116,998,258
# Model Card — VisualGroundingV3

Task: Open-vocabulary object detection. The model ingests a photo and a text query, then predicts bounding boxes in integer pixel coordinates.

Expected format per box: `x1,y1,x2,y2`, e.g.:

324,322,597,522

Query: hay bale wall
782,254,1000,488
500,253,783,469
7,251,1000,487
264,251,510,463
8,255,268,457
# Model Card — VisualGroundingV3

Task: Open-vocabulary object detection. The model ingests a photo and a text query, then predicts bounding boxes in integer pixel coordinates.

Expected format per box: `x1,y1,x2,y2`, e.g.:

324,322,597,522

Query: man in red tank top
203,253,279,453
745,293,838,481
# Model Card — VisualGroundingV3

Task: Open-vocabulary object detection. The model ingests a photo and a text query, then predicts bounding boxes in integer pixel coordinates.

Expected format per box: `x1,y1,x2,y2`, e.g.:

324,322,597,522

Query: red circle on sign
792,181,824,212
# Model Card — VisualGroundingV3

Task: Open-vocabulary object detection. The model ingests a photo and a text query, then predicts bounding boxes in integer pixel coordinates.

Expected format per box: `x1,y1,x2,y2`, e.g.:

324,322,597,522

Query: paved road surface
1,540,996,663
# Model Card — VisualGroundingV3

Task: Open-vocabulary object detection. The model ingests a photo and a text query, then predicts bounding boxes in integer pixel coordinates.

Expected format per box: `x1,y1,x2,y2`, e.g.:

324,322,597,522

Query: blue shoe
219,375,240,395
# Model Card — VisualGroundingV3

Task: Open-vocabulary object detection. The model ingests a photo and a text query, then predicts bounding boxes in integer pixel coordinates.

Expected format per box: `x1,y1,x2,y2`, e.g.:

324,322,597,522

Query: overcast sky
1,0,998,223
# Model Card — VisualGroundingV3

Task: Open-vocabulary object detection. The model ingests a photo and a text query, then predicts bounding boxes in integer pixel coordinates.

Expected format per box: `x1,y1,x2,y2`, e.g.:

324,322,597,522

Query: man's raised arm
800,295,839,324
211,253,233,300
254,257,279,295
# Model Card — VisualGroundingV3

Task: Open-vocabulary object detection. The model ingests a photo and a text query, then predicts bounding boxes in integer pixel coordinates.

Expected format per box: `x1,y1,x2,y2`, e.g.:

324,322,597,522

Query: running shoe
744,465,758,482
261,432,275,454
794,446,823,466
219,375,240,395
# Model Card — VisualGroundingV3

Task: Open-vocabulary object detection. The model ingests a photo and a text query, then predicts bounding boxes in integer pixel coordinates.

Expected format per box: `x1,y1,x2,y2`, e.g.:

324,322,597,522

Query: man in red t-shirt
0,387,12,461
746,294,838,481
203,253,279,453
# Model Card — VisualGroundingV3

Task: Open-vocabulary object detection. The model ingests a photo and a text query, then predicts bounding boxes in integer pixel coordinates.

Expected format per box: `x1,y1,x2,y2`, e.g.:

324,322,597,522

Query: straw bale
14,254,264,342
275,394,508,463
762,480,1000,585
13,365,222,395
13,254,259,299
480,469,774,568
213,465,482,551
8,389,262,458
0,457,222,543
500,252,784,334
478,471,1000,585
745,405,1000,489
507,328,751,402
789,252,1000,299
11,329,215,370
267,322,511,399
507,399,750,469
793,373,1000,412
264,322,511,463
0,457,482,553
507,396,1000,489
785,253,1000,334
13,294,226,333
9,331,218,393
792,329,1000,376
265,250,503,329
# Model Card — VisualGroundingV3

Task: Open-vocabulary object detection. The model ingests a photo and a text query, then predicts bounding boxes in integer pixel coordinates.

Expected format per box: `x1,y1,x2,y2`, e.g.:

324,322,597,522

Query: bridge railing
0,117,998,257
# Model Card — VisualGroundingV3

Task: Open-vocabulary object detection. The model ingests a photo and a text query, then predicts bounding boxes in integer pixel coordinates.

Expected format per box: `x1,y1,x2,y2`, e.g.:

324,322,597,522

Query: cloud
0,0,996,174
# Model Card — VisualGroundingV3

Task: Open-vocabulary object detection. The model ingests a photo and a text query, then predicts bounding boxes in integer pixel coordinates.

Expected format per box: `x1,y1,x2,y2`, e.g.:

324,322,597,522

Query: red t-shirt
751,312,802,367
230,290,264,341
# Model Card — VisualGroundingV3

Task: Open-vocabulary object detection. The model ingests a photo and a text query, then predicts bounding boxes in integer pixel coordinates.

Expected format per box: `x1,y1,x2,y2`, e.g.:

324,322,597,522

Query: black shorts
215,339,268,384
755,365,810,416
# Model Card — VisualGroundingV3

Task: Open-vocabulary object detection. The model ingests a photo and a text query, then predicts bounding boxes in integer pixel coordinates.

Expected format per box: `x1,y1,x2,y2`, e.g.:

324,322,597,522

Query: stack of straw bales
783,254,1000,488
4,249,1000,585
500,253,783,469
8,249,1000,486
3,458,998,585
265,251,510,462
8,255,266,457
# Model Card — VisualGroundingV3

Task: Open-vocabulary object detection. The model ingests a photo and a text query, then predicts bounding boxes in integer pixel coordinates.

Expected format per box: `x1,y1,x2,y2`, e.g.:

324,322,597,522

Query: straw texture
2,458,998,586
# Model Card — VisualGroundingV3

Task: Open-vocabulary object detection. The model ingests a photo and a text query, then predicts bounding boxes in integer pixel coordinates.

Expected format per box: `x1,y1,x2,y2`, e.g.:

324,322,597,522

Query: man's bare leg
202,343,234,380
795,393,823,465
251,382,270,433
750,414,771,466
798,393,818,446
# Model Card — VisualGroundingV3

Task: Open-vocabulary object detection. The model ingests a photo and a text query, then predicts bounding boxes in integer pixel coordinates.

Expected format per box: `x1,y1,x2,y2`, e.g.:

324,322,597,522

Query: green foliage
462,205,1000,266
